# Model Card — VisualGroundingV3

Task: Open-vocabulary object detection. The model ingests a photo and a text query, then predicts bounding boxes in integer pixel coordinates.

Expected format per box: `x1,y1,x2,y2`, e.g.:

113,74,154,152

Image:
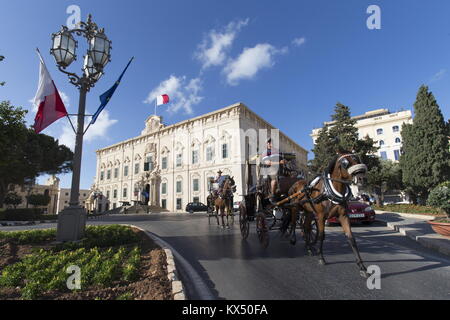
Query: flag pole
154,98,157,116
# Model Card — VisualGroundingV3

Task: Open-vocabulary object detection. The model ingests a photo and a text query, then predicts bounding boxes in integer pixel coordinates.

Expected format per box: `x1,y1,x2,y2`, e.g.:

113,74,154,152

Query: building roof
96,102,308,154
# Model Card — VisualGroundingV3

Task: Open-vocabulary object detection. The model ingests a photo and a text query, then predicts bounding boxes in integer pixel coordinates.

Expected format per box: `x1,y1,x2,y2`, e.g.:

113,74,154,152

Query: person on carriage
214,170,227,196
262,138,286,205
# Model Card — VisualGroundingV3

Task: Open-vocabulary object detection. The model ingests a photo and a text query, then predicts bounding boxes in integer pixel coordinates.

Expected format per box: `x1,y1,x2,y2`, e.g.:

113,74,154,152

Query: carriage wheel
256,213,269,248
239,203,250,239
300,213,318,245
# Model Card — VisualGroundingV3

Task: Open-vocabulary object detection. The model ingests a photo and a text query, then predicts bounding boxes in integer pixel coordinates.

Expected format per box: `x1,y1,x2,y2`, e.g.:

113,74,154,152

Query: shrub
26,194,51,208
4,192,22,209
427,185,450,219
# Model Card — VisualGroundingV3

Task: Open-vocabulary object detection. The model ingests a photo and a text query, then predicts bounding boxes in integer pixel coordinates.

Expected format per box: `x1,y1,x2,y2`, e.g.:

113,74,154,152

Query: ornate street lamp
51,14,111,242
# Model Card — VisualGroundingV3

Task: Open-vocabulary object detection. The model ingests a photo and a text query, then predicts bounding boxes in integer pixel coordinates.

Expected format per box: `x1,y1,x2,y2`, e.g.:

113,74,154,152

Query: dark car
185,202,209,214
326,201,376,225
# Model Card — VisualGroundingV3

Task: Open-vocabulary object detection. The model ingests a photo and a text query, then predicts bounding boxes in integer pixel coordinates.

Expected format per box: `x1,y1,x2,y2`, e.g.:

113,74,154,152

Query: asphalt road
2,213,449,300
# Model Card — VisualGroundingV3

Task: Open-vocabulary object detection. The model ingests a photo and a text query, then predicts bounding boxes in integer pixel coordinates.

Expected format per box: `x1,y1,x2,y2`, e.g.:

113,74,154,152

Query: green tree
366,159,403,206
400,85,450,204
309,126,335,173
0,101,73,207
26,194,51,208
4,192,22,209
311,103,379,174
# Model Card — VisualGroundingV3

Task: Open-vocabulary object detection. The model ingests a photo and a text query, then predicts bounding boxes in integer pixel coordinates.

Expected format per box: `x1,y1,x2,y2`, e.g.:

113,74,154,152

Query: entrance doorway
144,184,150,205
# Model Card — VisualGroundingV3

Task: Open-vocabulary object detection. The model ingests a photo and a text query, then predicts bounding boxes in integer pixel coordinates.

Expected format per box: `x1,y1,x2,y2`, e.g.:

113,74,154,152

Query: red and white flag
32,50,68,134
156,94,170,106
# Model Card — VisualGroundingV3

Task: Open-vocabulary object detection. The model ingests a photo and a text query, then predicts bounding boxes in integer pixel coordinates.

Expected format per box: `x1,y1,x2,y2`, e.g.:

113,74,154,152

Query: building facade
94,103,308,212
311,109,413,162
56,188,92,214
3,176,90,214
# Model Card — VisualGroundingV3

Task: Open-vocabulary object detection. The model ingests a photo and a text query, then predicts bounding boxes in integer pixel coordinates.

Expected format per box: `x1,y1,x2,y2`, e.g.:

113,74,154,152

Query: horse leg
338,214,368,278
317,211,327,265
303,213,315,255
215,204,220,226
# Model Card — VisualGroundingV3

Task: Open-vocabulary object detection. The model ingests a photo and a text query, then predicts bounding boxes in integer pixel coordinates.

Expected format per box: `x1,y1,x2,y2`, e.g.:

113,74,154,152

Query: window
144,155,153,172
162,157,168,170
193,178,199,192
176,181,182,193
379,140,385,146
161,199,167,209
106,190,110,199
123,188,127,198
176,154,182,167
124,166,129,177
162,182,167,195
207,177,214,191
134,163,140,174
65,192,69,196
100,171,104,181
377,128,383,135
394,150,400,161
380,151,387,160
176,198,182,210
393,126,399,132
193,197,199,203
192,150,199,164
206,146,214,161
107,170,111,180
113,203,116,209
222,143,228,159
114,168,119,179
113,189,117,199
395,137,401,144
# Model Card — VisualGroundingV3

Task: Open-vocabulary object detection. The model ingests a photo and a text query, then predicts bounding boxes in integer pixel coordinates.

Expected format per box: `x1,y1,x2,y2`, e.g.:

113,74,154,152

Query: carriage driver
262,138,286,205
214,170,226,195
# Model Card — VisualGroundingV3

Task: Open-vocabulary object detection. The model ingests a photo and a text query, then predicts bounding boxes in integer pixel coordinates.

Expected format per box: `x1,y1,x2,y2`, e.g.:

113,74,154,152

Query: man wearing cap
262,138,286,205
214,170,226,195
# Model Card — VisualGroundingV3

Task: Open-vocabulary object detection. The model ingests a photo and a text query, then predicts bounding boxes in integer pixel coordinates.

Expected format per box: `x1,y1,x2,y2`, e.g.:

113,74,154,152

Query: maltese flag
33,49,68,134
156,94,170,106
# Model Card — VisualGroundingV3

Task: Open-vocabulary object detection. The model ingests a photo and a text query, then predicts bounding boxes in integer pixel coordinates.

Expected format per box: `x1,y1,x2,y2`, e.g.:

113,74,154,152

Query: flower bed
0,225,172,300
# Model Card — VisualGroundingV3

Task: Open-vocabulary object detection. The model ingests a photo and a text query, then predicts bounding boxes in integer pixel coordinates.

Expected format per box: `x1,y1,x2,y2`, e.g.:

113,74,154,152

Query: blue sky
1,0,450,189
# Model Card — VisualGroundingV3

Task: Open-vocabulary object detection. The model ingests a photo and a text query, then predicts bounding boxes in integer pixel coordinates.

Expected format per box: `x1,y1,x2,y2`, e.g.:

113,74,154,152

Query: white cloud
144,75,203,115
223,43,287,86
195,19,249,69
58,110,118,151
430,69,446,82
292,37,306,47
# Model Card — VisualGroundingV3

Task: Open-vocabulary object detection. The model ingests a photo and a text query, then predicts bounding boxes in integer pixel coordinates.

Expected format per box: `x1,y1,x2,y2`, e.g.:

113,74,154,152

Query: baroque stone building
93,103,308,212
311,109,413,162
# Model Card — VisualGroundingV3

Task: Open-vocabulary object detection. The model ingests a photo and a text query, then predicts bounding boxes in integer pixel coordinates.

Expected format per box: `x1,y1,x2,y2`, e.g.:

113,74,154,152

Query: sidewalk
376,210,450,257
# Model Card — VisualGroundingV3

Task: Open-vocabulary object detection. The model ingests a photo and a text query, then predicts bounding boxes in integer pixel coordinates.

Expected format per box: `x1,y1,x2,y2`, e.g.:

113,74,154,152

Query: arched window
395,137,401,143
376,128,383,135
379,140,385,146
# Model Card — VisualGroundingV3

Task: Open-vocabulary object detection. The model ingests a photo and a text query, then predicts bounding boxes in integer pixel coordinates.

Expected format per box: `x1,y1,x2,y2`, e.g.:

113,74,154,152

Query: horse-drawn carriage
207,175,236,228
239,152,318,248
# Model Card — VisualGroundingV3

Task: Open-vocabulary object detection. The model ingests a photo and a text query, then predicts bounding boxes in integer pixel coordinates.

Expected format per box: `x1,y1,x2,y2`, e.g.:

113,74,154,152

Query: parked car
185,202,209,213
326,201,376,225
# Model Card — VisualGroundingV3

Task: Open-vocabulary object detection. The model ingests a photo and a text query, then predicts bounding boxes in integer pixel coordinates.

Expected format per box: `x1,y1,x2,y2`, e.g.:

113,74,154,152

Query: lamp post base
56,206,87,242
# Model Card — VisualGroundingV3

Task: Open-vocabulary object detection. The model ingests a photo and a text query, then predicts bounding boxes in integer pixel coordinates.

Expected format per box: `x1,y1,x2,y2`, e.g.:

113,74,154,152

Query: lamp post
51,14,111,242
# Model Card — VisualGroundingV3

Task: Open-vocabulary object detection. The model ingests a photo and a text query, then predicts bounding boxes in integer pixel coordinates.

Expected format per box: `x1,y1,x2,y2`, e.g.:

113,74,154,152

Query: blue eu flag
90,57,134,125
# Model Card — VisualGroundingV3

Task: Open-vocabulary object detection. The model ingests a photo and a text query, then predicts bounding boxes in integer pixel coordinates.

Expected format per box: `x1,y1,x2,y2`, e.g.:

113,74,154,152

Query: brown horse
214,176,236,229
287,152,369,277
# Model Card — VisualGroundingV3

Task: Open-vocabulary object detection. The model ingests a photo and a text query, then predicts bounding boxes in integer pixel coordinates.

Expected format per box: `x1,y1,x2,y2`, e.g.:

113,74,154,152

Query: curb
375,217,450,257
123,225,186,300
375,210,438,221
